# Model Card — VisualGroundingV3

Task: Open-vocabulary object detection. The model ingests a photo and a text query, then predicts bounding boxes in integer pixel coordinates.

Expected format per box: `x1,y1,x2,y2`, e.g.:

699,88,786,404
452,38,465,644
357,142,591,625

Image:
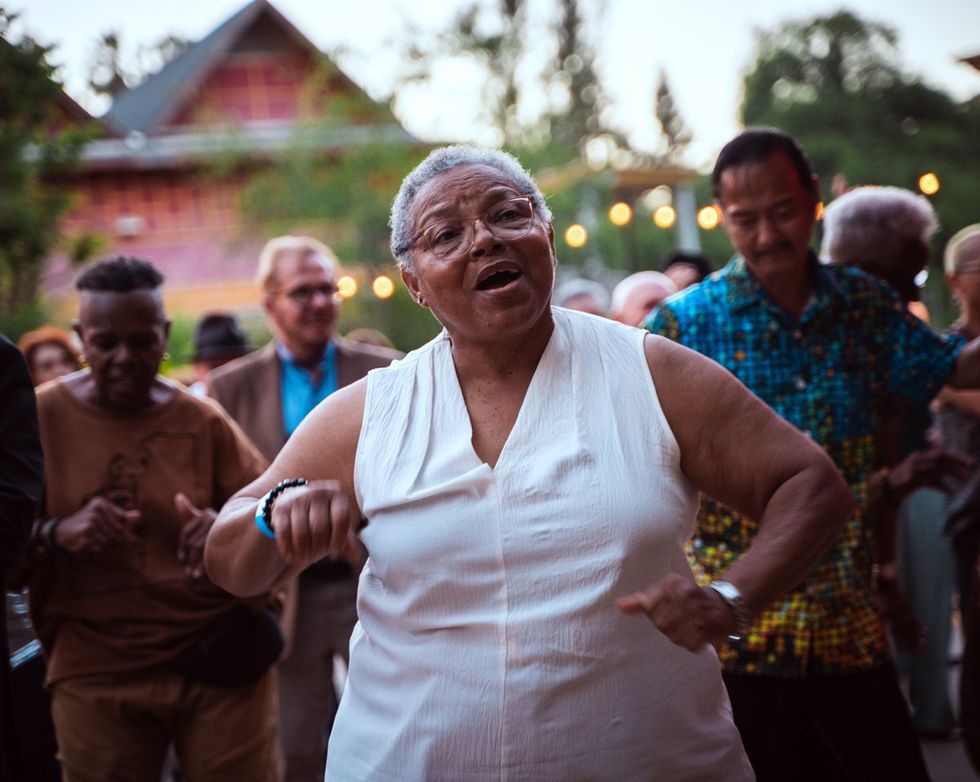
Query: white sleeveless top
326,308,753,781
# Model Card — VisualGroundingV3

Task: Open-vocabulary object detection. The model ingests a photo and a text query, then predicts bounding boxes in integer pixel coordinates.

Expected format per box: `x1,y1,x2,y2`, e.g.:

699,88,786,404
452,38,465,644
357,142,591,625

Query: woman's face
30,342,79,386
401,164,556,344
74,288,170,413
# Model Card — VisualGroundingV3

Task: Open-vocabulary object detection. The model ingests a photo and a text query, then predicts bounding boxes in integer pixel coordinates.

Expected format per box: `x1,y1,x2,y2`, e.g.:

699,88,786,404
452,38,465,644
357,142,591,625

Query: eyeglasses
276,283,338,306
411,196,536,260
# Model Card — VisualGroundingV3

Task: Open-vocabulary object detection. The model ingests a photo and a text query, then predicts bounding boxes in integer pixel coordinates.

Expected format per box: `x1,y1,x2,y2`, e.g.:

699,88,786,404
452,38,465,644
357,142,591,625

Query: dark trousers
723,665,931,782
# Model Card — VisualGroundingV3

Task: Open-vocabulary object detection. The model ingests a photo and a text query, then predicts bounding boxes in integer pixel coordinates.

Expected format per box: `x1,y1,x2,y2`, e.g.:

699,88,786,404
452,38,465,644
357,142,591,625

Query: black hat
192,313,252,362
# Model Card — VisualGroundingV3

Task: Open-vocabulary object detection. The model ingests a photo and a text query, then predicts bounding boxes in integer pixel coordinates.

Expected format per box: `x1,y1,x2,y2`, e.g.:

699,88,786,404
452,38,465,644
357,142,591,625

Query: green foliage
739,10,980,326
0,10,91,318
0,300,50,341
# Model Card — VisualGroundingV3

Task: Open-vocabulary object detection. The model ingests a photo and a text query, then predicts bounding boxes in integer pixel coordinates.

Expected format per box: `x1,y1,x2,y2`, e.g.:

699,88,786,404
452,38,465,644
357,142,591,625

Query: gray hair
610,271,677,315
945,224,980,275
554,278,610,313
820,186,938,262
389,145,552,271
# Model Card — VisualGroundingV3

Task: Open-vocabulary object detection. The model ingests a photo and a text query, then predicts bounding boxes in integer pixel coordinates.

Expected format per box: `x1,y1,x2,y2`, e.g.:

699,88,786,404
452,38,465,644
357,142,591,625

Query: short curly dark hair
75,256,165,292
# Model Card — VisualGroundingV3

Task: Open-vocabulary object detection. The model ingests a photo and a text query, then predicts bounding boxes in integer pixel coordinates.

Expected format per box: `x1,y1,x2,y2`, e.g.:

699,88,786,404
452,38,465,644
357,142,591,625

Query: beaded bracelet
254,478,309,540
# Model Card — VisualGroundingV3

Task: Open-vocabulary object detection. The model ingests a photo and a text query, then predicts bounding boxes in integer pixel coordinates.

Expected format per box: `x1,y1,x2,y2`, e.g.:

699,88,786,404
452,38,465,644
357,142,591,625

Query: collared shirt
277,341,338,436
646,255,962,677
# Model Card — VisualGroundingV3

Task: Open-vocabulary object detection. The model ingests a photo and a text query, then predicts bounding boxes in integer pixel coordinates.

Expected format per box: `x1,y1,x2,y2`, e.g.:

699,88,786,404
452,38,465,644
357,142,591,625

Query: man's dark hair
712,128,817,201
75,256,165,292
663,252,711,282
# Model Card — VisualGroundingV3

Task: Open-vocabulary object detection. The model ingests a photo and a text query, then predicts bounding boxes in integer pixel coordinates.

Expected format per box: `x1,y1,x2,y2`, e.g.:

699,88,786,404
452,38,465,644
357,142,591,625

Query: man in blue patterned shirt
646,128,980,781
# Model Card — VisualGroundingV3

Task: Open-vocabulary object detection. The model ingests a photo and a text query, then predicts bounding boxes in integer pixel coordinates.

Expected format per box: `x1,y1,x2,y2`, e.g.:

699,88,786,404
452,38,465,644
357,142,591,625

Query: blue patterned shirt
646,255,962,676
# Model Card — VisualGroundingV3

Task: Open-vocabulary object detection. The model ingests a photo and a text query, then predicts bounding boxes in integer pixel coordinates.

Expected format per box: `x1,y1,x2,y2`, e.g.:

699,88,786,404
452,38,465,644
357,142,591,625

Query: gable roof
103,0,362,135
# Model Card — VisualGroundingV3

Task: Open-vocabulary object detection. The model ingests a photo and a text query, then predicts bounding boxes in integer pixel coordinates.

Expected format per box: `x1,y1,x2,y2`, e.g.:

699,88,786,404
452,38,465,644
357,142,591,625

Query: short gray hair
610,271,676,315
945,224,980,275
820,186,938,262
554,278,610,313
389,145,552,271
255,235,339,292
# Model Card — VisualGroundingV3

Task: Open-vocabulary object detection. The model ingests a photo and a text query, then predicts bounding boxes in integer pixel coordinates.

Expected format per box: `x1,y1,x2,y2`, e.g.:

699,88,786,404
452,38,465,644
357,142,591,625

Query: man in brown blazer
208,236,400,782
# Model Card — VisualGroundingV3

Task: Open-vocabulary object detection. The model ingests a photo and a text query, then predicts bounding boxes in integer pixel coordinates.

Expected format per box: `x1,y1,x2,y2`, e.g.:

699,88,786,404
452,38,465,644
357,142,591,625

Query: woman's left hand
617,574,737,651
175,492,217,579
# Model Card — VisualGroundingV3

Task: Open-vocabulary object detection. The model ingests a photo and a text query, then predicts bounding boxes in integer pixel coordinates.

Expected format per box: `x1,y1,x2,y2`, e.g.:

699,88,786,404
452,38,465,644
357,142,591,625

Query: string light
653,205,676,229
565,224,588,248
918,173,939,196
372,275,395,299
608,202,633,226
337,275,358,298
697,206,721,230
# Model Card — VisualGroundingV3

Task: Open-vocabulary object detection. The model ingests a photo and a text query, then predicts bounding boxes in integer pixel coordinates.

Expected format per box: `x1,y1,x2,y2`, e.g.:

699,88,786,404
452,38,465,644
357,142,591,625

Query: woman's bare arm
204,379,368,597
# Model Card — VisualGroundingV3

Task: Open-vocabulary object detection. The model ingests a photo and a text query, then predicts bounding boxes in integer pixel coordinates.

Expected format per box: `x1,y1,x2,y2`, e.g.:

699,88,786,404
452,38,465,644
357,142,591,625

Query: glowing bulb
564,224,588,248
697,205,721,230
372,275,395,299
653,205,676,229
918,172,939,196
608,202,633,226
337,275,358,299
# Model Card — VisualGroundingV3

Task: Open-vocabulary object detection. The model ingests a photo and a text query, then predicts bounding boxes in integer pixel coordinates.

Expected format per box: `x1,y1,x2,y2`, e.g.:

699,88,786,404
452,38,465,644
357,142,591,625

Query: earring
163,351,171,361
417,295,425,306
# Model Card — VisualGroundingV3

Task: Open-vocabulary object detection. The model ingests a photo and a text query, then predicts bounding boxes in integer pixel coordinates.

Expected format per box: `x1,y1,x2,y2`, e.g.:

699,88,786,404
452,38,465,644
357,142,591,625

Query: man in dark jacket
1,335,44,782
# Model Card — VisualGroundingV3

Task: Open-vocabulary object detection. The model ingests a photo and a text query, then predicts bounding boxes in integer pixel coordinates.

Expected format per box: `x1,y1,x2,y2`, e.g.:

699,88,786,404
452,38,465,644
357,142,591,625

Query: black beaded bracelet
255,478,309,539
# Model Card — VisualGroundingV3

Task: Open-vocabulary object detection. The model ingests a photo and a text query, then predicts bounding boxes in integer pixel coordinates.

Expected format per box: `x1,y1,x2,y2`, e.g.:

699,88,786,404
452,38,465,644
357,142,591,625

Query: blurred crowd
2,127,980,782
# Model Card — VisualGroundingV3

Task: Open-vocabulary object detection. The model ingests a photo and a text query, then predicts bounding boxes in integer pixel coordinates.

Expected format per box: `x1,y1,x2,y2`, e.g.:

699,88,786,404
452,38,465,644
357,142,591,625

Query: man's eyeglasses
411,196,536,260
276,283,338,306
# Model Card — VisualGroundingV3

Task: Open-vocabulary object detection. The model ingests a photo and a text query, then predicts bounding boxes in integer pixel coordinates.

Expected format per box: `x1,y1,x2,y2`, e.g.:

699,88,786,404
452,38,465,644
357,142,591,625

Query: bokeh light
337,275,358,299
608,202,633,226
653,205,676,229
697,205,721,230
815,201,825,221
564,224,588,248
918,172,940,196
372,275,395,299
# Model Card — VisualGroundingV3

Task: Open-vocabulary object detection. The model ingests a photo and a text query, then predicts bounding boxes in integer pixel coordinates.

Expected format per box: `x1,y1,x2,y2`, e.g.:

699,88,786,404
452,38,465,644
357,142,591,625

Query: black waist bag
166,603,284,688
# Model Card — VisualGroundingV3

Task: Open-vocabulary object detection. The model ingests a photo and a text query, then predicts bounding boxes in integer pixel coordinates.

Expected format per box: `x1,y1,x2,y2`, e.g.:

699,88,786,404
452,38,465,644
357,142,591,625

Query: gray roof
102,0,324,134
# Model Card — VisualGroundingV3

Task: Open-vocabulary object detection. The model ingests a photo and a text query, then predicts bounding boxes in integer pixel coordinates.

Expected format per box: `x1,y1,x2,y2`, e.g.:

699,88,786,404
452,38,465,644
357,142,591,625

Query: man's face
74,289,170,413
263,251,338,354
717,151,818,277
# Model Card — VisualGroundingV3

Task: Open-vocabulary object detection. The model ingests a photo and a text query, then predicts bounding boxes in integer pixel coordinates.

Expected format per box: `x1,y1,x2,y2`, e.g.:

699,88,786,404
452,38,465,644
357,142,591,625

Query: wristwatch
708,580,750,641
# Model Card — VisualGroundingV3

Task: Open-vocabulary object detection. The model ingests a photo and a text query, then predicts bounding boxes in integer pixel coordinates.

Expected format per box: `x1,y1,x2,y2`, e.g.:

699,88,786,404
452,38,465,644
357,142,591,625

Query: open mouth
476,268,522,291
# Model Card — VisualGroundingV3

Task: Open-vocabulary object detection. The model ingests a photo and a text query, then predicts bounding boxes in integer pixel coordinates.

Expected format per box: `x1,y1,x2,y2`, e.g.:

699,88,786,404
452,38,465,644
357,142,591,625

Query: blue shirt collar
725,252,846,324
275,341,335,372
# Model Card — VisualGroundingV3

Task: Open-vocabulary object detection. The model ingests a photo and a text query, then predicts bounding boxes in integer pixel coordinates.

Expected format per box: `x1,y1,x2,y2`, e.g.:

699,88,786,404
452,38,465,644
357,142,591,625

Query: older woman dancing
206,146,852,781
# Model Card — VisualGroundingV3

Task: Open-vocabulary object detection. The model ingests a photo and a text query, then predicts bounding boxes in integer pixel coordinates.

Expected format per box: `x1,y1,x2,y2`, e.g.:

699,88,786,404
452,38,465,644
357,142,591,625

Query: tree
0,10,90,332
88,30,188,99
653,70,691,163
740,10,980,325
393,0,625,157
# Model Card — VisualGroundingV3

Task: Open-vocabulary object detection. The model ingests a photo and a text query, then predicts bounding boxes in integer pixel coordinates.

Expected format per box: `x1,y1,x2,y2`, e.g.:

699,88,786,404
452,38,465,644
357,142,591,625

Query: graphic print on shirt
68,431,198,597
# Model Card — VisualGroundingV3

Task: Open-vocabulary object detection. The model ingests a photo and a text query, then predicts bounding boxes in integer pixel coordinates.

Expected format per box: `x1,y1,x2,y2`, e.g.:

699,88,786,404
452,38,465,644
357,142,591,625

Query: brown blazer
207,340,402,463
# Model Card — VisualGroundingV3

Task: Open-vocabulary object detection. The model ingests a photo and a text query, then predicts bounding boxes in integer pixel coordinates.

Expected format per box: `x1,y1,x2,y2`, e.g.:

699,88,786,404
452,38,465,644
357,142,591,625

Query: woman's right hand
270,480,353,570
55,497,141,555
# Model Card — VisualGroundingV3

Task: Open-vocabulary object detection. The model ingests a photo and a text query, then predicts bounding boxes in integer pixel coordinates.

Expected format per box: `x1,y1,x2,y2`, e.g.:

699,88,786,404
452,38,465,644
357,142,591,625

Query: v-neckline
443,316,560,472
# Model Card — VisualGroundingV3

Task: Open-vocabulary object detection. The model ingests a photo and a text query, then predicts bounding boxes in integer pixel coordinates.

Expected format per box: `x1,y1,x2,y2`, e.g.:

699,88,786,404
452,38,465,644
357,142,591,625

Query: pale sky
14,0,980,169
